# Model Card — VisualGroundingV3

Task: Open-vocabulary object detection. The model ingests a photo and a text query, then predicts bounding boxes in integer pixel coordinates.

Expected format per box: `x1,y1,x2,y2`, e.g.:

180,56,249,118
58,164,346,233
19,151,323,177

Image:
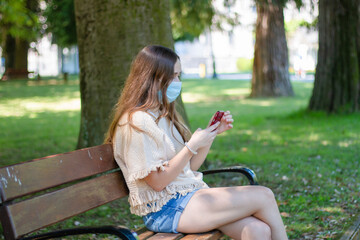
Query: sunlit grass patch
0,77,80,119
0,98,80,117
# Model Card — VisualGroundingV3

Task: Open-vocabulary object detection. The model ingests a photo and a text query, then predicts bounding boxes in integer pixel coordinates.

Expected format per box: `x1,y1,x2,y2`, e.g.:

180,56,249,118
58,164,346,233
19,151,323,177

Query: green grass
0,77,359,239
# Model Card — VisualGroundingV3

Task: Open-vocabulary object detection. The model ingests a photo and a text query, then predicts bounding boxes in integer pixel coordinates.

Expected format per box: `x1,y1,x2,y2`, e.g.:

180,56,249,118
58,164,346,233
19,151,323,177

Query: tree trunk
14,38,28,70
74,0,189,148
250,0,294,97
3,35,16,70
309,0,360,113
1,35,29,80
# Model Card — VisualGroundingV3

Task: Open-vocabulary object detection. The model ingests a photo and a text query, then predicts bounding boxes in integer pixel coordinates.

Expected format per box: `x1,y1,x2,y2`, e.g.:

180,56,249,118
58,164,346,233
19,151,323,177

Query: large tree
74,0,189,148
309,0,360,113
250,0,294,97
0,0,39,80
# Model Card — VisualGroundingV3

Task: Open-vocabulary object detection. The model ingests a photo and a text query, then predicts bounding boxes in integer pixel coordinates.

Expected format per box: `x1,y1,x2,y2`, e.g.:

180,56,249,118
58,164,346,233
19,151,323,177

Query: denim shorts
142,190,198,233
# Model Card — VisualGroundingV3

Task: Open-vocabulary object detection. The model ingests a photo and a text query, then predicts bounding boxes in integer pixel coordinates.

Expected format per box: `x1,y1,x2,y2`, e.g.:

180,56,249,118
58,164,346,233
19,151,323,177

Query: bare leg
177,186,288,240
218,216,271,240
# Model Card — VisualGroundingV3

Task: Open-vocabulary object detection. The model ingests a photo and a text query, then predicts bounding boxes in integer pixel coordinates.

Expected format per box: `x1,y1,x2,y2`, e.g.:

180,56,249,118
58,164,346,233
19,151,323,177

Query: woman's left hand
208,110,234,134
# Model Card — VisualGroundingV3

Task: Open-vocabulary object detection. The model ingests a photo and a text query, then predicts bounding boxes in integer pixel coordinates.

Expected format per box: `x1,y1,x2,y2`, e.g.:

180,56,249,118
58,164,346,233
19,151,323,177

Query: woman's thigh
177,185,275,233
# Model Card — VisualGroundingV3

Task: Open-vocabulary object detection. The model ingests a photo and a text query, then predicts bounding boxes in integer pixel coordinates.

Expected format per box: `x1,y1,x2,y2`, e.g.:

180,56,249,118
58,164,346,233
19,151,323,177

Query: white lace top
113,110,208,216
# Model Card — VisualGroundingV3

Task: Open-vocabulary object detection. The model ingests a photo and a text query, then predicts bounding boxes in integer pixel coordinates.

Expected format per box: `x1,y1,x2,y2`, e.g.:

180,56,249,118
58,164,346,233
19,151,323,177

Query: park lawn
0,77,359,240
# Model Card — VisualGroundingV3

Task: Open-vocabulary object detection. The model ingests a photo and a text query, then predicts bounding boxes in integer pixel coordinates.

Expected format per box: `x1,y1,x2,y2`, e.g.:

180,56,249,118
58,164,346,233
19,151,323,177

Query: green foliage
285,18,318,35
170,0,239,42
171,0,307,43
285,19,303,34
0,0,40,43
299,18,318,30
236,57,253,72
170,0,215,42
43,0,77,47
0,77,359,239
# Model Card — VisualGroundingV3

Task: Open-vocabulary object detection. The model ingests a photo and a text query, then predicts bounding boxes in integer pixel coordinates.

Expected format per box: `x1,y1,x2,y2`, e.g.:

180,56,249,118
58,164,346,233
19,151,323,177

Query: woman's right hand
187,122,220,151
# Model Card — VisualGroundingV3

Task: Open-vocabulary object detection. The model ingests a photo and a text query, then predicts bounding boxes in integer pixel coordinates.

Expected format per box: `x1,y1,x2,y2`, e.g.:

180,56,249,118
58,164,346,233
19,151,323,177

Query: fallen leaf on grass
282,175,289,181
280,212,290,217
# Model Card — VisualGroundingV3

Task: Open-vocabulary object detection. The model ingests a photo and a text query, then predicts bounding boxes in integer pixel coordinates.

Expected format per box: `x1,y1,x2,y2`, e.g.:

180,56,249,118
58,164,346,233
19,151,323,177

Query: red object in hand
210,111,225,126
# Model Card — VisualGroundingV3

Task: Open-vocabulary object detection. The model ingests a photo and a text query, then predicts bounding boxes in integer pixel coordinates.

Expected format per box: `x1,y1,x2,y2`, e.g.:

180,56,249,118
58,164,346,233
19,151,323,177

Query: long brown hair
104,45,191,144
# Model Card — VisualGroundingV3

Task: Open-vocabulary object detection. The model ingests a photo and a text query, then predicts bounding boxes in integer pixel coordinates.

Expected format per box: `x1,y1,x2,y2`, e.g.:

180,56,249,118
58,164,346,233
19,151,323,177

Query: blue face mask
159,81,182,103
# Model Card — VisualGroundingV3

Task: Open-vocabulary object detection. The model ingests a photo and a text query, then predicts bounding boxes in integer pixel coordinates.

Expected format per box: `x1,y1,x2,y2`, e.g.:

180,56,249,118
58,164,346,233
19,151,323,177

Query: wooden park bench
0,144,258,240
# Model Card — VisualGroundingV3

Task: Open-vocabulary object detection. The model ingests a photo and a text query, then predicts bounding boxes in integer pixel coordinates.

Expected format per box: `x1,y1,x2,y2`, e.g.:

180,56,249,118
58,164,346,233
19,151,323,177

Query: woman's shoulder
117,110,158,130
127,111,165,139
132,110,157,124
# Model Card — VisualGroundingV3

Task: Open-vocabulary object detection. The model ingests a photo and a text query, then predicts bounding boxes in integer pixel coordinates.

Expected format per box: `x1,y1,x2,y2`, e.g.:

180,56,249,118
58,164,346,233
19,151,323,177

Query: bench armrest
20,226,138,240
201,166,259,185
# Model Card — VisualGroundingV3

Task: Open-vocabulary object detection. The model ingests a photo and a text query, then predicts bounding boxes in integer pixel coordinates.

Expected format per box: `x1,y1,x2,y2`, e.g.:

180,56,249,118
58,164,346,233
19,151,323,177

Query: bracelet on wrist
184,142,198,155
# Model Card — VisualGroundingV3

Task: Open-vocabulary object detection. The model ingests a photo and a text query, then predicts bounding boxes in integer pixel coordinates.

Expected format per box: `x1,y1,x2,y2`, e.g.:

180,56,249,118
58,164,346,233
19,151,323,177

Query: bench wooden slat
138,230,155,239
136,228,223,240
2,171,128,239
0,144,116,202
147,233,184,240
180,230,224,240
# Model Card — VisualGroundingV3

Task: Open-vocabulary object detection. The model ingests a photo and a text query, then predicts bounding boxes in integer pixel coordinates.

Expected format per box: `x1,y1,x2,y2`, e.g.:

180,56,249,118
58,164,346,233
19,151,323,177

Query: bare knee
257,186,276,203
242,221,271,240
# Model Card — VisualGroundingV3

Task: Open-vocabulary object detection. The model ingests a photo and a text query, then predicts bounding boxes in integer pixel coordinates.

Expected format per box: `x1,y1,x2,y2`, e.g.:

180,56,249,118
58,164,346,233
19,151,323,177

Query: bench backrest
0,144,129,240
